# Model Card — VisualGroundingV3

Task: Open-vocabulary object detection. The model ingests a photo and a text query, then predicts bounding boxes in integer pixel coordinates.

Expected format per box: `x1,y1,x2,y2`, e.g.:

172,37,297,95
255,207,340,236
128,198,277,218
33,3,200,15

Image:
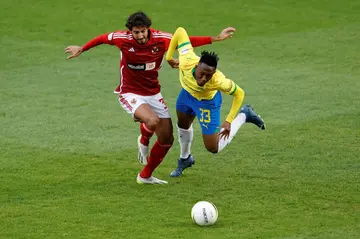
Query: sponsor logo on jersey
127,62,156,71
180,47,191,55
145,62,156,70
127,64,145,70
129,47,135,52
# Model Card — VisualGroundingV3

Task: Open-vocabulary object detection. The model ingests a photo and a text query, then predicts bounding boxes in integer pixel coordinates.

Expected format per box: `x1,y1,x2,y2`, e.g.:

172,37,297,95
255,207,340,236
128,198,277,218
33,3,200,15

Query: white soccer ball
191,201,218,226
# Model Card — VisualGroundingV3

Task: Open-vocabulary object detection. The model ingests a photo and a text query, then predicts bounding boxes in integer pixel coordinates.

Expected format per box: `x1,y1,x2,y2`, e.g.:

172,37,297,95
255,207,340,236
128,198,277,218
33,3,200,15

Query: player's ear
194,65,198,74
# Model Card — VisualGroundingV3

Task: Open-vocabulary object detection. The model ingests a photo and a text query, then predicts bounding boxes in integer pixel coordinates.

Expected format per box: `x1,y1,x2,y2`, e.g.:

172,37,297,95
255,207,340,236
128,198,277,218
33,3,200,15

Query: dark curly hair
199,51,219,68
125,11,152,30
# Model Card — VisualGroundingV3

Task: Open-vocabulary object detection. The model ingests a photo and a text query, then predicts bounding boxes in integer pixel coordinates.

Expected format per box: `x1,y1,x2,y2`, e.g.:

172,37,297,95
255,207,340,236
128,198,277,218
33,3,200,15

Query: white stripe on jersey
113,35,132,38
114,33,131,36
118,64,124,94
153,32,172,35
153,34,172,37
153,35,172,39
114,35,131,38
153,33,172,37
113,36,133,40
113,33,132,39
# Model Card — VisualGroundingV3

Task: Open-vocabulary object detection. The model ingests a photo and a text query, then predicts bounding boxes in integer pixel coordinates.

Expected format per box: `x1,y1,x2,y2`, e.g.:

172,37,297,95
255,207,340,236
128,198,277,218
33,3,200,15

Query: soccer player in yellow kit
166,27,265,177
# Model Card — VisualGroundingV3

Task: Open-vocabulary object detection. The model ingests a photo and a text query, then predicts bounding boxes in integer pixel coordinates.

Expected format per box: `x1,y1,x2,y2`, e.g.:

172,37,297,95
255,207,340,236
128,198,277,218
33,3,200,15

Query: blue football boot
170,154,195,177
240,104,265,130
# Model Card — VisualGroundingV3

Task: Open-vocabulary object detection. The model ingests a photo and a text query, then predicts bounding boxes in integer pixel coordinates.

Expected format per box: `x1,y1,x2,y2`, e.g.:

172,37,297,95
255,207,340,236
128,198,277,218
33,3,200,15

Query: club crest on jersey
152,47,159,54
130,98,137,105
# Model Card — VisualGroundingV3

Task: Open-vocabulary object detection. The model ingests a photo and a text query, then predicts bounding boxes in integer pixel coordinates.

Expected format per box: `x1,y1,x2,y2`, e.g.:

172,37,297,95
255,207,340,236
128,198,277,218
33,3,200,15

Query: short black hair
125,11,152,30
199,51,219,68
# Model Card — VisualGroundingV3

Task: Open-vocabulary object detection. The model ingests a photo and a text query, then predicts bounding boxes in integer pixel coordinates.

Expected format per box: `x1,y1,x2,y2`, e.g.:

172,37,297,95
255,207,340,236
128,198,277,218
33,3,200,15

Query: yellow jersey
166,27,244,123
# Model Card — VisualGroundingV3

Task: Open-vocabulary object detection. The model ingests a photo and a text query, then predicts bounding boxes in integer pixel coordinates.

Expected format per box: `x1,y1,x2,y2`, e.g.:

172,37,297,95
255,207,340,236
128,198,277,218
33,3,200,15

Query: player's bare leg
170,111,196,177
154,118,174,145
201,134,220,153
134,104,173,184
202,104,265,154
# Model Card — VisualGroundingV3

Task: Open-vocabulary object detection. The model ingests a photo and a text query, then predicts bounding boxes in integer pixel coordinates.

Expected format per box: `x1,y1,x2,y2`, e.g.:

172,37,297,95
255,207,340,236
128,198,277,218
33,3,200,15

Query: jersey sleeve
166,27,194,61
189,36,212,47
82,32,124,51
214,72,245,123
163,33,211,51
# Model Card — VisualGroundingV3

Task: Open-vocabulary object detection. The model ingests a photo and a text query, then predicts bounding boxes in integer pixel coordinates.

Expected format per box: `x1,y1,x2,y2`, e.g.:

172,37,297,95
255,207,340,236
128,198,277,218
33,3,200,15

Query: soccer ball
191,201,218,226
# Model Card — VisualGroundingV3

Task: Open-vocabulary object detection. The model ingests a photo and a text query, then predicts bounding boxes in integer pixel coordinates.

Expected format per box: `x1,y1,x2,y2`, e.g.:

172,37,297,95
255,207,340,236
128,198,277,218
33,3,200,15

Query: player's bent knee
158,136,174,148
208,148,218,154
178,122,192,130
146,116,160,131
203,135,219,154
176,27,186,33
160,135,174,145
205,145,218,154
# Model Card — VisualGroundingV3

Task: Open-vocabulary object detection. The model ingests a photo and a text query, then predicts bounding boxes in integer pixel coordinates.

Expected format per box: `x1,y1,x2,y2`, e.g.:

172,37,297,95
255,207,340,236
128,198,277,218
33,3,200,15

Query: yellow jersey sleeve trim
178,41,191,49
230,84,237,95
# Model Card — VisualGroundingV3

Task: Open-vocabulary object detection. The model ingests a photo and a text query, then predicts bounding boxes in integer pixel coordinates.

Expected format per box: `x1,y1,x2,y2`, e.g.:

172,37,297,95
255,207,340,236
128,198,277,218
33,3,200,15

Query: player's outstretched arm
189,27,236,48
64,46,82,59
211,27,236,42
65,33,112,60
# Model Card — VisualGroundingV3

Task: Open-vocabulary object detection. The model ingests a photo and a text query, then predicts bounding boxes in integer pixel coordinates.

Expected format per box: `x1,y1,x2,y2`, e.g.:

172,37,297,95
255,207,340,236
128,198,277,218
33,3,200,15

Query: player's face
195,63,216,86
131,26,149,44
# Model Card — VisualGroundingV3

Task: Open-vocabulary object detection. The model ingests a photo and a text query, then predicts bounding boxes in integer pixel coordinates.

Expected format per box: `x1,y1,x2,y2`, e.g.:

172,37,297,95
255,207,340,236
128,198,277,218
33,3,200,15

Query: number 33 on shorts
199,108,211,122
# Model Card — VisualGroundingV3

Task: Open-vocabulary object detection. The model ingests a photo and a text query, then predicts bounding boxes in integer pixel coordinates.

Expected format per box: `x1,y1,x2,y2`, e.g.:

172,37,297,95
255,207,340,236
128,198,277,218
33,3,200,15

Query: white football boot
136,174,168,185
137,135,149,165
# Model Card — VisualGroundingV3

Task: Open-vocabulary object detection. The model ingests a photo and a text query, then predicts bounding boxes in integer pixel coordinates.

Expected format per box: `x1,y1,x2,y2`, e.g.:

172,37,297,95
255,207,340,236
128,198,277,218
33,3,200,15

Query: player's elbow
175,27,187,36
238,87,245,97
234,87,245,101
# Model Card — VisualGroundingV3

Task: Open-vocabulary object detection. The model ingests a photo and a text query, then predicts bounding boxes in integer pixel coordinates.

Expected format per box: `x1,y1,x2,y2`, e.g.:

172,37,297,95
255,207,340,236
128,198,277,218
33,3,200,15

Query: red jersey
82,28,212,96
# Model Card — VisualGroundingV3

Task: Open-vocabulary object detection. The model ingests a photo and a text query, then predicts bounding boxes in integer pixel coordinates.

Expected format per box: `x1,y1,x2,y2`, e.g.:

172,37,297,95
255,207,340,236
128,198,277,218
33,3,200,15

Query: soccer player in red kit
65,11,235,184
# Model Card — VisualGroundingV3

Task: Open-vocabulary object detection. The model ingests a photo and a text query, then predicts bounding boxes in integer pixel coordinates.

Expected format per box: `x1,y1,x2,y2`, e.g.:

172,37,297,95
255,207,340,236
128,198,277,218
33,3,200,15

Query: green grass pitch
1,0,360,238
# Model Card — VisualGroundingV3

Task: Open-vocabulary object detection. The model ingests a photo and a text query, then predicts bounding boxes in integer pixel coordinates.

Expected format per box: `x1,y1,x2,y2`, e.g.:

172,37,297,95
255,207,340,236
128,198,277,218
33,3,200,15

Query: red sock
140,140,172,178
140,122,154,146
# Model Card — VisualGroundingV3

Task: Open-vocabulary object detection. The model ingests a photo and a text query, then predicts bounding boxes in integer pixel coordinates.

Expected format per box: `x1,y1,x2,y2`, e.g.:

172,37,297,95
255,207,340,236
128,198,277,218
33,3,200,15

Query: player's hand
64,46,83,59
213,27,236,42
219,121,231,139
167,59,179,68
